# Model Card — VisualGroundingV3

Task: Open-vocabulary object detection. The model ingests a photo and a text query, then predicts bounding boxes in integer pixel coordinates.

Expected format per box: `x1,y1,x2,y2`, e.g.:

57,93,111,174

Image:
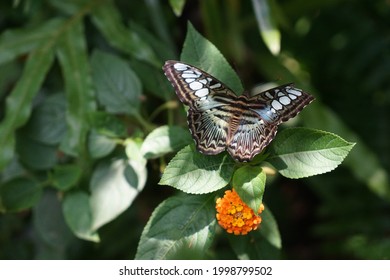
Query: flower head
215,189,265,235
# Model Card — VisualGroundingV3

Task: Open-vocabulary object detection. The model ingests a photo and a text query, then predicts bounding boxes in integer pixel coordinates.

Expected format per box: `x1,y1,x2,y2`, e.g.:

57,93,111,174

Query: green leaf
0,40,55,170
91,1,160,67
0,18,63,65
129,59,172,101
89,157,147,231
135,194,216,259
304,102,390,200
232,165,266,214
251,0,281,55
141,125,193,159
62,191,99,242
89,111,127,138
88,131,117,159
15,134,57,170
56,20,96,156
229,206,281,259
49,0,89,15
0,159,25,183
125,138,147,165
254,51,390,200
23,93,67,145
159,145,235,194
90,50,142,116
0,61,20,99
181,23,244,95
33,190,74,259
169,0,187,16
50,164,82,191
129,22,176,62
0,177,42,212
267,128,355,179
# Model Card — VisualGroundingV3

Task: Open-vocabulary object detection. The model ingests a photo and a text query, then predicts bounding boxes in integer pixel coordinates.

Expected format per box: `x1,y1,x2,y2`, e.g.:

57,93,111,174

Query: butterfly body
163,60,314,162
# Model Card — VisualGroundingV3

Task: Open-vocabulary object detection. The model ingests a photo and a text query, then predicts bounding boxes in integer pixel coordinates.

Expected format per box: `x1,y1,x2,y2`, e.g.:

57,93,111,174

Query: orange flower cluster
215,189,265,235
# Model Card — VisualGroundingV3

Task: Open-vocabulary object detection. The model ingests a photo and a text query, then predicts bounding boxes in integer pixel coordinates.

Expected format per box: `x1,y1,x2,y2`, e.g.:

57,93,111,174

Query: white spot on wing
289,94,297,100
182,73,200,78
265,92,274,99
189,81,203,90
271,100,283,110
279,96,291,105
195,88,209,97
174,63,188,71
209,83,221,89
185,78,195,83
199,79,207,84
286,88,302,96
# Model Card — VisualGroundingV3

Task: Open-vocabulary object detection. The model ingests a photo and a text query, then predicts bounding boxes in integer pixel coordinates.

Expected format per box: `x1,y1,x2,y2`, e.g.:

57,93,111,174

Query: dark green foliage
0,0,388,260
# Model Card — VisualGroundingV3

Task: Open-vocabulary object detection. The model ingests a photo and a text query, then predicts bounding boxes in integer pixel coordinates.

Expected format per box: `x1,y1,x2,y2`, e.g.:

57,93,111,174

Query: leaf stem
133,112,155,132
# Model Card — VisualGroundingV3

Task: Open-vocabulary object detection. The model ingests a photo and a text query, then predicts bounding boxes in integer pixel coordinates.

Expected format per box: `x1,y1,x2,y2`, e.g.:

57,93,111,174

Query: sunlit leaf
267,128,355,179
141,125,192,159
251,0,281,55
135,193,216,259
181,23,243,94
89,156,147,231
159,145,235,194
63,191,99,242
233,165,266,214
304,103,390,200
88,131,117,159
169,0,187,16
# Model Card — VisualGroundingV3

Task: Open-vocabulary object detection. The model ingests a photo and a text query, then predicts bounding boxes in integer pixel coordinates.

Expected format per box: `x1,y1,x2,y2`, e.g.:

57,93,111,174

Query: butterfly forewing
248,84,315,125
163,60,237,155
163,60,315,162
163,60,237,110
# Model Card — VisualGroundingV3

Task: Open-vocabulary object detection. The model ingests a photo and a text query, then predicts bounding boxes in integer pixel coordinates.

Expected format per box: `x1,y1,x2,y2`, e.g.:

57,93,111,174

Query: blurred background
0,0,389,259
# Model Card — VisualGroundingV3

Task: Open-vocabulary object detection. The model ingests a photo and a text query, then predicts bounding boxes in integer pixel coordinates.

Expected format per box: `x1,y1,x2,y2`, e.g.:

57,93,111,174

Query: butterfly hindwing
226,109,278,162
187,107,230,155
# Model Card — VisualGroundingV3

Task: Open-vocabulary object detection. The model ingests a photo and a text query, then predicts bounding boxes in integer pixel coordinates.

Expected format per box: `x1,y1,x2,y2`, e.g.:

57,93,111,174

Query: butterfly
163,60,314,162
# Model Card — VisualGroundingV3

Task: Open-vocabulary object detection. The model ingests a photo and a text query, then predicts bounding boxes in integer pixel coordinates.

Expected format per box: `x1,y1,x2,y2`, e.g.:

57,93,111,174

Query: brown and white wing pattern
163,61,315,162
248,83,315,125
226,108,278,162
163,60,237,155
